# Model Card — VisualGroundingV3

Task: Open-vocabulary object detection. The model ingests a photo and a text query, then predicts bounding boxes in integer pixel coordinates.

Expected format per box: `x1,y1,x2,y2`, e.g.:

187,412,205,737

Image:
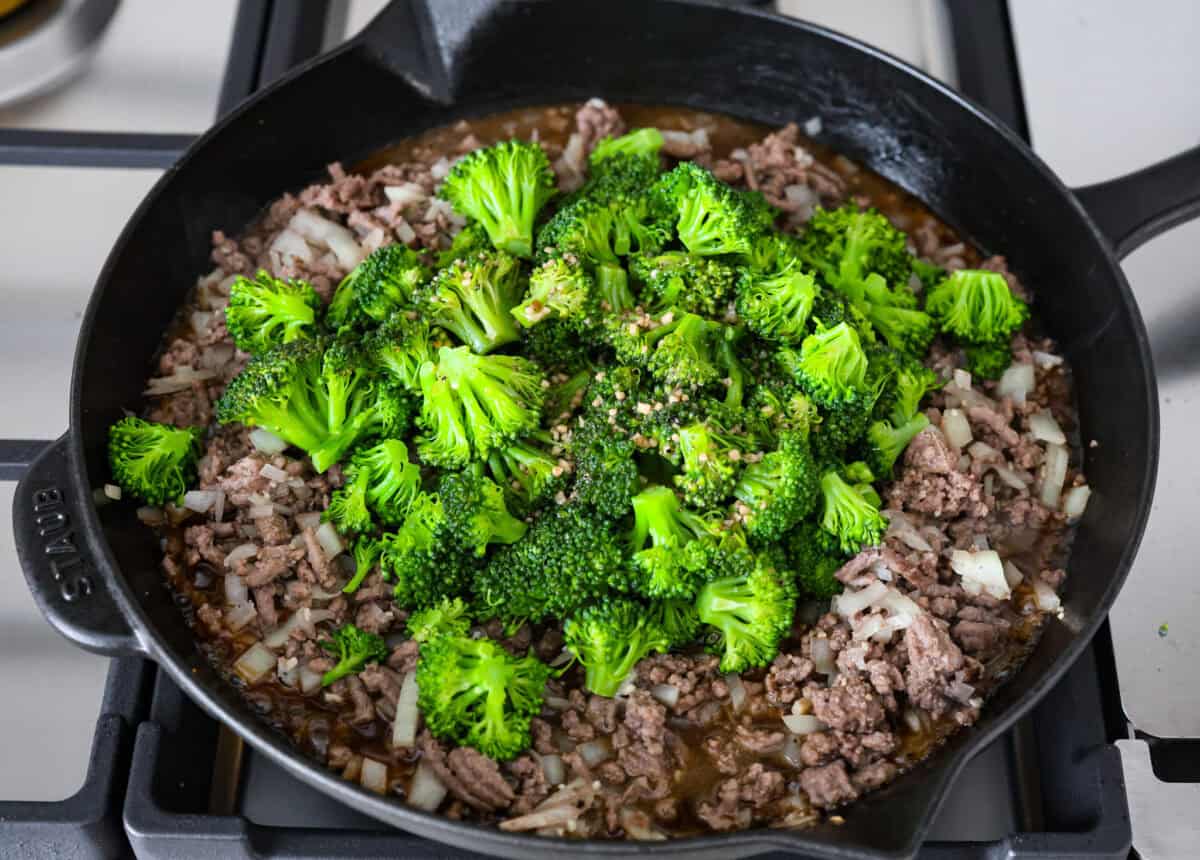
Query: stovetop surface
1,0,1196,857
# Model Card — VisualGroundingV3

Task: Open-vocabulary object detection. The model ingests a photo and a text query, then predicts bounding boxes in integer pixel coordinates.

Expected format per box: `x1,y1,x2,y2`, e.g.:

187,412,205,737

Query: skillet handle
11,434,146,657
1073,143,1200,260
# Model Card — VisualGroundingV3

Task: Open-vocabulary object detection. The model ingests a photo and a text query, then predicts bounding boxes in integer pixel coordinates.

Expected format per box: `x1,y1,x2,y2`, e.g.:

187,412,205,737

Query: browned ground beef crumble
140,101,1083,838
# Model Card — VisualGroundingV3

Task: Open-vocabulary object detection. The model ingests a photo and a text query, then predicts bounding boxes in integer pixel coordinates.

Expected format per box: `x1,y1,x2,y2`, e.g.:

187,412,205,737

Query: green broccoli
651,162,763,257
964,341,1014,380
419,251,525,354
535,197,635,312
438,140,557,258
646,312,727,389
589,127,664,176
368,314,445,393
626,485,722,598
379,492,477,609
349,438,422,525
342,535,383,594
818,466,887,554
786,321,870,408
865,413,930,476
107,416,204,506
406,596,472,643
671,418,753,508
925,269,1029,344
512,257,596,328
735,262,820,344
323,465,372,535
860,299,936,358
732,430,820,543
437,467,528,556
415,346,545,468
328,244,428,328
748,382,820,444
786,522,846,599
696,553,797,673
436,221,492,268
416,633,551,760
630,251,738,317
318,623,388,687
225,270,320,355
876,359,939,426
564,597,669,697
649,598,702,648
486,434,568,513
569,421,641,520
798,205,912,305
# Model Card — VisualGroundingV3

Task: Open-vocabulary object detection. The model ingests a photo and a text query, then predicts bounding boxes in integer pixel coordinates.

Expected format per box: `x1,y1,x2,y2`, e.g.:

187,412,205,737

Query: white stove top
0,1,1195,852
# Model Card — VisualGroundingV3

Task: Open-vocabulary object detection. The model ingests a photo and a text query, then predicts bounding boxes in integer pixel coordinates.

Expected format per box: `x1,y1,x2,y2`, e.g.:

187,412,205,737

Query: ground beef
386,639,419,675
799,760,858,809
354,601,395,635
507,754,550,815
765,652,815,707
889,427,988,519
255,514,290,545
636,652,724,714
734,725,786,755
805,675,886,734
904,614,968,717
613,691,673,785
419,734,514,812
574,98,625,154
696,763,786,831
243,544,303,588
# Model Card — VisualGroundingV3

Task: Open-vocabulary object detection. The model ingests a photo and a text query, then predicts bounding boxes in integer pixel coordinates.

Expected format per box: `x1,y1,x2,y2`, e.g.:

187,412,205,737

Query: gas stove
0,1,1194,857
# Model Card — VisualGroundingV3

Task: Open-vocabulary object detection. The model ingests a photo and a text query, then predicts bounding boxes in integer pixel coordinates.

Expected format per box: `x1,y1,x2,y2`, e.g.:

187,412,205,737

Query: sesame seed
636,402,653,415
728,449,741,461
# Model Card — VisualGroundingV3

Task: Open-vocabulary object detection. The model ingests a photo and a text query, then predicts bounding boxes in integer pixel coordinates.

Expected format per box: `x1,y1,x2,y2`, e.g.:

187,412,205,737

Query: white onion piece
650,684,680,708
1029,411,1067,445
143,367,216,396
883,510,934,552
943,380,994,411
1032,350,1063,369
213,490,225,522
383,183,427,206
224,543,258,568
269,229,314,268
248,504,275,519
430,157,451,181
621,809,667,841
972,534,990,551
294,511,322,530
102,483,122,501
810,638,835,675
250,429,288,455
289,209,364,270
360,758,388,794
1003,561,1025,588
260,463,289,482
782,713,825,735
953,369,972,390
996,363,1035,403
879,589,922,624
781,735,804,767
233,642,277,684
902,708,925,734
183,490,217,513
408,762,447,812
540,753,565,786
199,342,235,371
500,780,592,832
833,580,888,617
577,738,612,766
299,665,324,694
394,219,417,244
225,573,249,605
726,673,747,712
1033,579,1062,613
278,662,299,688
804,115,823,136
225,601,258,632
941,408,973,449
1039,443,1069,509
950,549,1011,600
967,441,999,461
992,464,1031,490
315,522,345,559
1062,484,1091,519
852,613,885,641
948,681,976,704
392,671,419,749
263,607,336,649
190,310,213,335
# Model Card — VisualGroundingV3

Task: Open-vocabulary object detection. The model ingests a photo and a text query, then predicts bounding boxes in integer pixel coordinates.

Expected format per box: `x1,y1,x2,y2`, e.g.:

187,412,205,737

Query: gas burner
0,0,117,108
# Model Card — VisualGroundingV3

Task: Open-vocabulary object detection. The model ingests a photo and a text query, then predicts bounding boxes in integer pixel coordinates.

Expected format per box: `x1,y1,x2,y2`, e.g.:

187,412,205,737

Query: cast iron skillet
8,1,1200,856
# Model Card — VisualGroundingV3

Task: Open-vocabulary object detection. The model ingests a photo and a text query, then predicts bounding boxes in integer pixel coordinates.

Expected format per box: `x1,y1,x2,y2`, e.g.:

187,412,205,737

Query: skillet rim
70,2,1159,856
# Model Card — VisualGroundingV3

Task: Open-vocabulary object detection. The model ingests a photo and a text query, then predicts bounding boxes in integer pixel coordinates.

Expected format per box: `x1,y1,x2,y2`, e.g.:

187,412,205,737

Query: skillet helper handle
11,434,145,657
1074,143,1200,260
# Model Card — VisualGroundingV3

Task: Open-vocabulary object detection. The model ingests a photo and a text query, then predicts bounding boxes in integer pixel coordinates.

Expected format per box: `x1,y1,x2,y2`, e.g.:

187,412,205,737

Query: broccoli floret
349,438,422,525
925,269,1029,345
438,467,528,556
323,465,373,535
107,416,203,506
876,360,939,425
317,623,388,687
225,270,320,355
473,504,629,622
368,315,445,393
512,257,596,328
786,321,870,408
416,633,551,760
535,197,635,312
564,597,669,697
407,596,472,643
861,300,936,358
748,382,819,443
786,522,846,599
415,346,545,468
696,553,797,673
964,341,1013,380
798,205,912,304
216,338,408,473
329,244,428,328
589,128,664,176
630,251,738,317
419,251,525,354
569,421,641,520
436,221,492,268
380,493,477,608
911,257,945,291
864,413,930,476
626,485,722,598
818,466,886,554
646,312,726,389
649,598,702,648
735,262,820,344
486,434,568,513
732,430,820,543
342,535,383,594
543,367,595,424
670,418,753,508
651,162,763,257
438,140,556,259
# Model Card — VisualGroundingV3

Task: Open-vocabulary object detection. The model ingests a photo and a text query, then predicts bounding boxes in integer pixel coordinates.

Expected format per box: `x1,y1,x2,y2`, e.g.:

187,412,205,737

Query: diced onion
500,780,593,832
726,673,747,712
224,543,258,568
782,713,825,735
810,638,835,675
1033,579,1062,612
804,115,823,136
143,366,216,396
294,511,322,530
407,762,447,812
263,607,336,649
833,580,888,617
1029,411,1067,445
394,219,417,244
621,808,667,841
953,369,972,390
992,464,1031,490
289,209,364,269
250,429,288,454
1062,484,1091,519
315,522,344,559
225,573,249,605
383,183,427,206
577,738,612,766
430,157,451,181
183,490,217,513
941,408,973,449
104,483,122,500
1032,350,1063,369
878,589,922,625
650,684,680,708
299,665,323,694
997,363,1035,403
950,549,1011,600
1003,561,1025,588
392,671,419,749
213,490,225,522
948,681,976,703
260,463,289,482
225,601,258,632
248,504,275,519
233,642,277,684
1039,443,1069,509
278,660,299,688
269,229,314,268
360,758,388,794
967,441,999,461
540,753,565,786
781,735,804,767
190,310,213,335
883,510,933,552
852,613,885,641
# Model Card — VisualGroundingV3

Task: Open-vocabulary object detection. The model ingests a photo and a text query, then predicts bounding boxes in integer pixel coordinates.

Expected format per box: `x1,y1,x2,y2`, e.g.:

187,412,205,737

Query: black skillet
8,1,1200,857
